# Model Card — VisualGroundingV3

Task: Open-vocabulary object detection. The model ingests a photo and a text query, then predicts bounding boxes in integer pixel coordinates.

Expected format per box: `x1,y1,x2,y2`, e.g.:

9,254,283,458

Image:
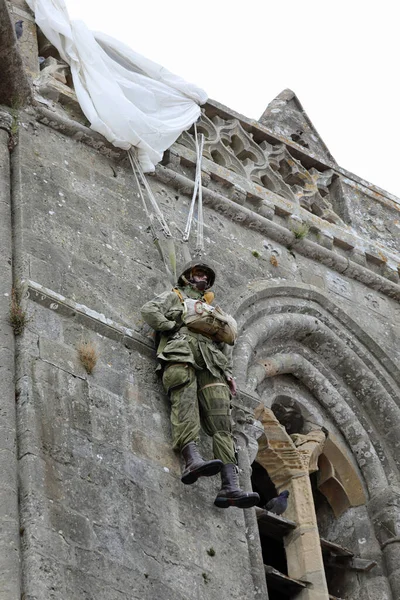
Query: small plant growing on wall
291,222,310,240
9,286,27,335
270,255,279,267
8,102,20,152
77,341,99,374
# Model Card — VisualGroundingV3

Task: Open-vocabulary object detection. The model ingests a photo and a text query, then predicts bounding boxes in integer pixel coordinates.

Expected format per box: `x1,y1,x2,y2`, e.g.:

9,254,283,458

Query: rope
127,150,157,239
183,122,205,254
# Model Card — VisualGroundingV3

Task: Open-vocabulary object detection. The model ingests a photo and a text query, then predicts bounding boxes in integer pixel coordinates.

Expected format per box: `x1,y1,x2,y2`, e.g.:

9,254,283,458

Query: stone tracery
178,112,344,224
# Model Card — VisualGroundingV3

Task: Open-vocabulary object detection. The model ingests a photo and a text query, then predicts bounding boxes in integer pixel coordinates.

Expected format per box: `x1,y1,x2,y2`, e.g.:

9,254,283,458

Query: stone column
255,405,329,600
369,488,400,599
233,406,269,599
0,110,21,600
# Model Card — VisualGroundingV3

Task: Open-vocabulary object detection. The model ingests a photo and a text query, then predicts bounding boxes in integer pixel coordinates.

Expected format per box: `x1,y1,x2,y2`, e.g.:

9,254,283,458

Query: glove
159,320,177,332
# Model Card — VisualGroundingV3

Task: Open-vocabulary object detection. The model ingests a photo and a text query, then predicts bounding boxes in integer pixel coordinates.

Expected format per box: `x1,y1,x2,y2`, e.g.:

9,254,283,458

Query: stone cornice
168,142,400,274
30,105,400,297
23,279,155,357
156,164,400,301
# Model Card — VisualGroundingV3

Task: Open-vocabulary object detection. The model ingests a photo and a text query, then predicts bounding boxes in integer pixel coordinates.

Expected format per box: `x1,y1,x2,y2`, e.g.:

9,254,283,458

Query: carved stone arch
232,283,400,486
269,386,367,517
233,281,400,599
232,282,400,388
251,348,390,494
317,434,367,517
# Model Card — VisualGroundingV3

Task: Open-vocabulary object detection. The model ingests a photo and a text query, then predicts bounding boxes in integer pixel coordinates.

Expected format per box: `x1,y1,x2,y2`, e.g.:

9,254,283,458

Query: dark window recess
310,472,376,599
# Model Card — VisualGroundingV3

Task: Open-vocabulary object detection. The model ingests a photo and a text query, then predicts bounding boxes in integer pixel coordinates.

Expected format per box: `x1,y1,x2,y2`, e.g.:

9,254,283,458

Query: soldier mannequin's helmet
177,261,216,289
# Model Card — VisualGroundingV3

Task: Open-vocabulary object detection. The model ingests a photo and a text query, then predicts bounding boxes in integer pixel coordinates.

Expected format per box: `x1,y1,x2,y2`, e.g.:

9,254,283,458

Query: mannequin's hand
227,376,237,396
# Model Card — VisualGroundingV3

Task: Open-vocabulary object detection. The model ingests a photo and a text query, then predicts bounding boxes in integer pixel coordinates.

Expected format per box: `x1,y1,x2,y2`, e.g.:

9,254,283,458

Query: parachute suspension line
128,150,157,241
127,149,176,284
183,122,205,255
195,132,204,256
127,119,205,281
127,149,172,239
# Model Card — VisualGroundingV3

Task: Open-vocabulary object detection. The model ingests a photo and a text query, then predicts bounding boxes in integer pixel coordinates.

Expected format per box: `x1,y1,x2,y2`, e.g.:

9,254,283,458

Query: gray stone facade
1,1,400,599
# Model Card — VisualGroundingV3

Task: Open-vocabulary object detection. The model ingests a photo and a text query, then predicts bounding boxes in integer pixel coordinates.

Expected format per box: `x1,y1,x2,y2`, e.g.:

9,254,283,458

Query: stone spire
259,89,337,164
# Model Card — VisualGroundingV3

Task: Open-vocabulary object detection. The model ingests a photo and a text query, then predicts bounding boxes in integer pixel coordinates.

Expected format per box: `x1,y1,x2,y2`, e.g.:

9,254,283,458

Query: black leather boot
214,463,260,508
181,442,223,485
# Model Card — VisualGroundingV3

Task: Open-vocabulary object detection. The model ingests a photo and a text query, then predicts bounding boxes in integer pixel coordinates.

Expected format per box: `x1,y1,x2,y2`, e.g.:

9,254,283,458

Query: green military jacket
140,285,233,380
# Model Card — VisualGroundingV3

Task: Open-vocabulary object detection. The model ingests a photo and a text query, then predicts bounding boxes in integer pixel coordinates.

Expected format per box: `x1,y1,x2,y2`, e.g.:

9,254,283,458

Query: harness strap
199,383,229,392
172,287,185,303
164,362,189,370
183,123,205,251
203,408,231,416
172,287,213,306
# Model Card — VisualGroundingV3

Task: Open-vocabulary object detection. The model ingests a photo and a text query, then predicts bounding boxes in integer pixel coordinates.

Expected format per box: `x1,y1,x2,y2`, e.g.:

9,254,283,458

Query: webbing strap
172,287,185,303
204,408,230,416
128,149,177,283
199,383,229,392
164,362,189,370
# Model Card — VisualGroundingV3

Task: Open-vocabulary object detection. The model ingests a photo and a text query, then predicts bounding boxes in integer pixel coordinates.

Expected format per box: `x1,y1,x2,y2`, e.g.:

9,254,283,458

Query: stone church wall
1,2,400,599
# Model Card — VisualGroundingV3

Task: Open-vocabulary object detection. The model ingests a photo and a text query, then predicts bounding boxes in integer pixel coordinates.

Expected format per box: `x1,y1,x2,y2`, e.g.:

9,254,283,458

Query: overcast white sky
65,0,400,198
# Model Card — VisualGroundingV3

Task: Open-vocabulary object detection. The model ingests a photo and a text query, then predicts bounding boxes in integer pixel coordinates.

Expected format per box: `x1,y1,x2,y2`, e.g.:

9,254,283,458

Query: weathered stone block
39,338,85,377
49,503,93,549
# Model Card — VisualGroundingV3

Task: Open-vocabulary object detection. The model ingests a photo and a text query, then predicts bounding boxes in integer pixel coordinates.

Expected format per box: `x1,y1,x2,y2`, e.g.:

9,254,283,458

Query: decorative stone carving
254,404,307,489
178,111,344,224
39,56,69,84
33,56,84,122
291,430,326,473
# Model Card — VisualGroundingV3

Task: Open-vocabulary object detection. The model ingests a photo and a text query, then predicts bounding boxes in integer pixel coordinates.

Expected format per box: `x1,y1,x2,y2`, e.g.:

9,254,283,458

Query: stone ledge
33,105,124,159
22,279,154,357
156,165,400,302
21,280,260,423
168,143,400,279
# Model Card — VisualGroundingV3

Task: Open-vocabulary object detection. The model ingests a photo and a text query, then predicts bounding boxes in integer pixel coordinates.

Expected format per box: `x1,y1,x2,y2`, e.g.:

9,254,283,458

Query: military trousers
162,362,236,464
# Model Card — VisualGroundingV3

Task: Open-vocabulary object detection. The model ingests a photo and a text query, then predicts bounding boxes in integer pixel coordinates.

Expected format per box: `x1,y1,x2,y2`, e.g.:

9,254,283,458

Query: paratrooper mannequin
141,261,259,509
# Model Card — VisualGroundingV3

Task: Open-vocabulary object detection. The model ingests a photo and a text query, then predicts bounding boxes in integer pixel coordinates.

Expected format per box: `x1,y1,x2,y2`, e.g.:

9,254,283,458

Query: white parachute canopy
26,0,208,172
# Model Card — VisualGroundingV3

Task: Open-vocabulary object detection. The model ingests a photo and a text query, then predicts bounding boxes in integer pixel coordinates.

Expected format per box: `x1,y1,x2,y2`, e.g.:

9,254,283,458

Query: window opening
252,462,303,599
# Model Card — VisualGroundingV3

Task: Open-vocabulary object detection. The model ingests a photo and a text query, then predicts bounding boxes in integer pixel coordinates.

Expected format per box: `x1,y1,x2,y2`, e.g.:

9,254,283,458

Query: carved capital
291,430,326,473
254,404,307,490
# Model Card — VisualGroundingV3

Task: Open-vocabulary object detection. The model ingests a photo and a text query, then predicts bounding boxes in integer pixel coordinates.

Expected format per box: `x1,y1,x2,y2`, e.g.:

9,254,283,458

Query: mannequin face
192,269,208,282
190,268,209,290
